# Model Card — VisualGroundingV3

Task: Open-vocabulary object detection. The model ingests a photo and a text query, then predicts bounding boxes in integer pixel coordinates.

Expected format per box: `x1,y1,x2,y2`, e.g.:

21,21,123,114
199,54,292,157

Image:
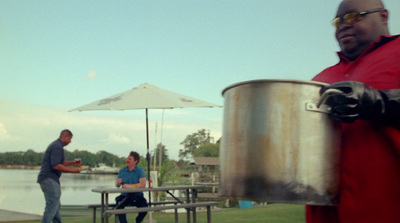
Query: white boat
88,163,120,174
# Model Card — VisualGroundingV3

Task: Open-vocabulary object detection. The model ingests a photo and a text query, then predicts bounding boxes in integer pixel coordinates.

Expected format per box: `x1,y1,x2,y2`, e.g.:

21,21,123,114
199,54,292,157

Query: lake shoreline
0,165,41,170
0,169,119,215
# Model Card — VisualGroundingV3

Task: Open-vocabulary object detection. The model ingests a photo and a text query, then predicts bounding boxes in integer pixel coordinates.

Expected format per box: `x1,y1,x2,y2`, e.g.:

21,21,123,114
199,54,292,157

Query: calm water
0,169,119,215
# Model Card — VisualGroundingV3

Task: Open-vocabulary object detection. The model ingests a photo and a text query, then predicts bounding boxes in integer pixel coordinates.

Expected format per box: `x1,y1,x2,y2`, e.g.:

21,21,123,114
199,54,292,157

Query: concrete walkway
0,209,42,222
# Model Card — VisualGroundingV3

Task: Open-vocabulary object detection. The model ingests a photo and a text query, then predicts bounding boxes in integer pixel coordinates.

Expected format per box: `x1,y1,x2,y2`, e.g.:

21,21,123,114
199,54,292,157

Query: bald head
59,129,73,146
339,0,384,9
335,0,389,60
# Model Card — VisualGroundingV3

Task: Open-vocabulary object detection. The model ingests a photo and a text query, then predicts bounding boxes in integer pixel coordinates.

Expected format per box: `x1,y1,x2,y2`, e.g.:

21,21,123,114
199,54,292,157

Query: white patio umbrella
69,83,220,206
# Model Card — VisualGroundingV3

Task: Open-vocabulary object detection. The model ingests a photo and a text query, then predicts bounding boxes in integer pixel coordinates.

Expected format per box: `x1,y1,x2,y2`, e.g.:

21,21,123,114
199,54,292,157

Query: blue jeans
39,178,62,223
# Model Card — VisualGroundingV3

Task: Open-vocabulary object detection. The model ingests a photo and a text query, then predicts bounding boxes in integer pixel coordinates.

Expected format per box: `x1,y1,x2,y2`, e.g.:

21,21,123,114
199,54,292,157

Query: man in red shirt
306,0,400,222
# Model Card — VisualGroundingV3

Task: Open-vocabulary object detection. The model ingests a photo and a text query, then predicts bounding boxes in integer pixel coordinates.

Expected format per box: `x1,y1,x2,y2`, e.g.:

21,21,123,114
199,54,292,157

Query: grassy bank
14,204,305,223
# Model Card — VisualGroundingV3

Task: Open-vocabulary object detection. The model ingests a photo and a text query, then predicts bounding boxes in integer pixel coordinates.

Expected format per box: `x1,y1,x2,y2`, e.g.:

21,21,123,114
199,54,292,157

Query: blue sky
1,0,400,160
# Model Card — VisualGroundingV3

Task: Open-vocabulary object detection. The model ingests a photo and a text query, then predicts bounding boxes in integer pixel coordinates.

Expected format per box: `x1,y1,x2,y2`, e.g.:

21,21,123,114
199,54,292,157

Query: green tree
136,155,147,170
152,143,169,168
193,142,220,157
22,149,42,165
71,150,99,167
158,160,180,186
3,152,24,165
0,154,4,164
176,159,188,169
0,149,137,169
179,129,214,159
96,150,121,167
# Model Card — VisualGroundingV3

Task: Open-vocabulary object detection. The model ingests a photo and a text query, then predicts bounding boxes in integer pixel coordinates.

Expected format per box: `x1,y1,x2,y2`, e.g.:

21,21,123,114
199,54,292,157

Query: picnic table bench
105,201,218,223
87,200,180,223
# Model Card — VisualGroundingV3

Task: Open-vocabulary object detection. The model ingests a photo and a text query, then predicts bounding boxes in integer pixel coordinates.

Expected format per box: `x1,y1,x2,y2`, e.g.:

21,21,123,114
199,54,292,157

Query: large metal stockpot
219,79,341,205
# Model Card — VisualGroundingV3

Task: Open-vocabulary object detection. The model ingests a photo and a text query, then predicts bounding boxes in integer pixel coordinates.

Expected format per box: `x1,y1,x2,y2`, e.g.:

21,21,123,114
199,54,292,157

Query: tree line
0,149,128,167
0,129,220,168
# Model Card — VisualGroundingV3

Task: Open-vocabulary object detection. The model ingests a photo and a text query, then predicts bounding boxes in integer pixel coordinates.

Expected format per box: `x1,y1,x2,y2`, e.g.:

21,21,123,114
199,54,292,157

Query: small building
189,157,220,199
189,157,219,179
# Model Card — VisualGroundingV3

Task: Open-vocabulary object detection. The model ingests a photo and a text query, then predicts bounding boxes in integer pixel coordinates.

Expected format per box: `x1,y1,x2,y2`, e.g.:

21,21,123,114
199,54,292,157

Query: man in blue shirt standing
115,151,148,223
37,129,82,223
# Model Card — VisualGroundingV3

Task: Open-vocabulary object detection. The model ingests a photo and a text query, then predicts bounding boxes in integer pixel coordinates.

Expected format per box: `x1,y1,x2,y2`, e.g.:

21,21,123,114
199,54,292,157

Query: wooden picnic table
91,185,218,223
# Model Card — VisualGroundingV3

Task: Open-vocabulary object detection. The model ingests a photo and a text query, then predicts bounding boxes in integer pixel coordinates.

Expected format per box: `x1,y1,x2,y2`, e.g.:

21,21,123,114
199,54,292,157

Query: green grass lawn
14,204,305,223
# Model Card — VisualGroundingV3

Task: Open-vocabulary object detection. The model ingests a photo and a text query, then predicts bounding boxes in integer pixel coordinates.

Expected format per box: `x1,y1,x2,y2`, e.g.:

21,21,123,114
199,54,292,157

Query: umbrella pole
146,108,154,223
146,109,151,203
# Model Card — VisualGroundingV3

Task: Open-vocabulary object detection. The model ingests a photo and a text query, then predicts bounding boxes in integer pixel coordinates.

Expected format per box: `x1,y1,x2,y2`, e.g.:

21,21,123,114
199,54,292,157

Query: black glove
319,81,386,123
381,89,400,128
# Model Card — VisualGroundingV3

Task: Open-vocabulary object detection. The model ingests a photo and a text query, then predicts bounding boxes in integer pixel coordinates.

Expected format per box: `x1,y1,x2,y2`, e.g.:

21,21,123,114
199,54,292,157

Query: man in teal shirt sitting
115,151,148,223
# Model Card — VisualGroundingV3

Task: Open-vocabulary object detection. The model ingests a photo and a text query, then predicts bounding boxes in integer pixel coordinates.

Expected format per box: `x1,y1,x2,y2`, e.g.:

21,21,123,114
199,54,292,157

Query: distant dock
0,209,41,222
0,205,96,222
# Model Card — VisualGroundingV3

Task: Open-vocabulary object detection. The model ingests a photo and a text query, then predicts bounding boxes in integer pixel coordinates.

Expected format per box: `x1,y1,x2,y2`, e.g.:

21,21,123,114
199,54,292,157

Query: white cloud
0,123,11,141
0,100,222,159
86,70,97,80
103,133,130,144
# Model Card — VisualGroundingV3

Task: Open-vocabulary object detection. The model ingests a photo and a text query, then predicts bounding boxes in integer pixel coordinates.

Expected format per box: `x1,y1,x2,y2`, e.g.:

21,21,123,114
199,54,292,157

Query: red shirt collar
337,34,400,62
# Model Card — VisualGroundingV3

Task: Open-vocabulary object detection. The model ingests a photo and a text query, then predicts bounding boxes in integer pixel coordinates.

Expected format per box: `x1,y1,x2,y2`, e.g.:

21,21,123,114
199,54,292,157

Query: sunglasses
332,8,383,29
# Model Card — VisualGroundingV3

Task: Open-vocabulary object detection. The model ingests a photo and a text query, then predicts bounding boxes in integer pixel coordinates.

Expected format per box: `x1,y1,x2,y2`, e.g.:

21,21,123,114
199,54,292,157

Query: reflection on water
0,169,118,215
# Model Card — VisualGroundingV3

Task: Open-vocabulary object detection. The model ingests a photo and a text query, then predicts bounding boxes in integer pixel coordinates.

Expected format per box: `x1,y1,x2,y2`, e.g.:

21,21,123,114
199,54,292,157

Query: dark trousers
115,194,148,223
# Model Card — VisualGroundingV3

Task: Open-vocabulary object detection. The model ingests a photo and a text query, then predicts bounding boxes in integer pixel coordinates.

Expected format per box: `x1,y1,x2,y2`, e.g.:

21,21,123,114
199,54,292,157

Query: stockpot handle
317,89,343,108
305,89,343,114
